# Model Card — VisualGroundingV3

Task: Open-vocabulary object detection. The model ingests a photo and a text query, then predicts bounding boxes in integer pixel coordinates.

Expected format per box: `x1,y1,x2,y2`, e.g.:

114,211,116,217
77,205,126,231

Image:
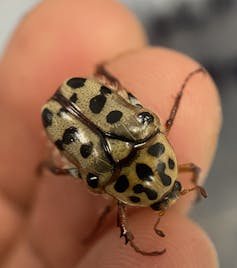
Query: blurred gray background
0,1,236,267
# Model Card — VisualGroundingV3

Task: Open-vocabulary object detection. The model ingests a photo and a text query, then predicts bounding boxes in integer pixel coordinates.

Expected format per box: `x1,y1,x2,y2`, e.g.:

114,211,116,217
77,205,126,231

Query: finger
77,210,218,268
102,47,222,213
0,0,146,124
0,0,146,205
0,0,146,266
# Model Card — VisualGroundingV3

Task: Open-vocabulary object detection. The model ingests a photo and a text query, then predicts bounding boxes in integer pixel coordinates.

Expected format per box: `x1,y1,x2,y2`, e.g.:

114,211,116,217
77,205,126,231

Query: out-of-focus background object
0,1,236,267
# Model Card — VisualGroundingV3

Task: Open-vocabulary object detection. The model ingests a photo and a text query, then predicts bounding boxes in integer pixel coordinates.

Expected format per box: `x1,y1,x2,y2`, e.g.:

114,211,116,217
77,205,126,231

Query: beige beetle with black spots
40,64,207,256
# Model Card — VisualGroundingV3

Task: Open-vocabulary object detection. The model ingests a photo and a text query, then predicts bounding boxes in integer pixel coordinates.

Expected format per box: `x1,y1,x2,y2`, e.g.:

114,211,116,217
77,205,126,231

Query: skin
0,0,221,267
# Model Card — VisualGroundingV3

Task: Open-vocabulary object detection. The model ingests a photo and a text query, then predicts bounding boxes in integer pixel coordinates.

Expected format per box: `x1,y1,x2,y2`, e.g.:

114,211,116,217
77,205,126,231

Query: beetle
40,64,207,256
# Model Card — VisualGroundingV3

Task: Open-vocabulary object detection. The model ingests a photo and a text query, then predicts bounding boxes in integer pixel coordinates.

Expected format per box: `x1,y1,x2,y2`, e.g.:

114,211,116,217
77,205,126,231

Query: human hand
0,1,221,267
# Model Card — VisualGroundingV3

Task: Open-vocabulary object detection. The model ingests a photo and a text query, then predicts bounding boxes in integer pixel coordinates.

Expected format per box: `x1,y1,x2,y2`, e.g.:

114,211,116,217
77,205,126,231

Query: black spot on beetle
57,107,68,117
168,158,175,169
42,108,53,128
62,127,79,144
150,201,162,211
136,163,154,181
129,196,141,203
100,85,112,95
87,173,99,188
106,110,123,124
67,77,86,88
133,184,158,200
147,142,165,157
55,140,64,151
133,184,143,193
137,112,154,125
89,94,106,114
157,161,172,186
145,188,158,200
80,142,93,158
69,93,78,103
114,175,129,193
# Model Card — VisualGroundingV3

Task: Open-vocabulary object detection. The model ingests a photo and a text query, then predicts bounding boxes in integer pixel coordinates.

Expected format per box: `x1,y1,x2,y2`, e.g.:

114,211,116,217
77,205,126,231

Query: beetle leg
178,163,208,198
178,162,201,184
117,201,166,256
180,185,208,198
153,211,166,237
37,160,81,179
94,63,123,89
165,67,206,134
83,201,116,244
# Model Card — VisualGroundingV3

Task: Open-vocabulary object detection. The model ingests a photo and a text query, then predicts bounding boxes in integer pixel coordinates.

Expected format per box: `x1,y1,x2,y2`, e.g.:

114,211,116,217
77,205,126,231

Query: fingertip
2,0,147,72
77,210,218,268
0,0,146,125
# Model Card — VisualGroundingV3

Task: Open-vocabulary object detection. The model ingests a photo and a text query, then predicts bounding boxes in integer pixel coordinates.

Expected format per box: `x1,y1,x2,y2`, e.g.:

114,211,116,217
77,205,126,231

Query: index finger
0,0,147,265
